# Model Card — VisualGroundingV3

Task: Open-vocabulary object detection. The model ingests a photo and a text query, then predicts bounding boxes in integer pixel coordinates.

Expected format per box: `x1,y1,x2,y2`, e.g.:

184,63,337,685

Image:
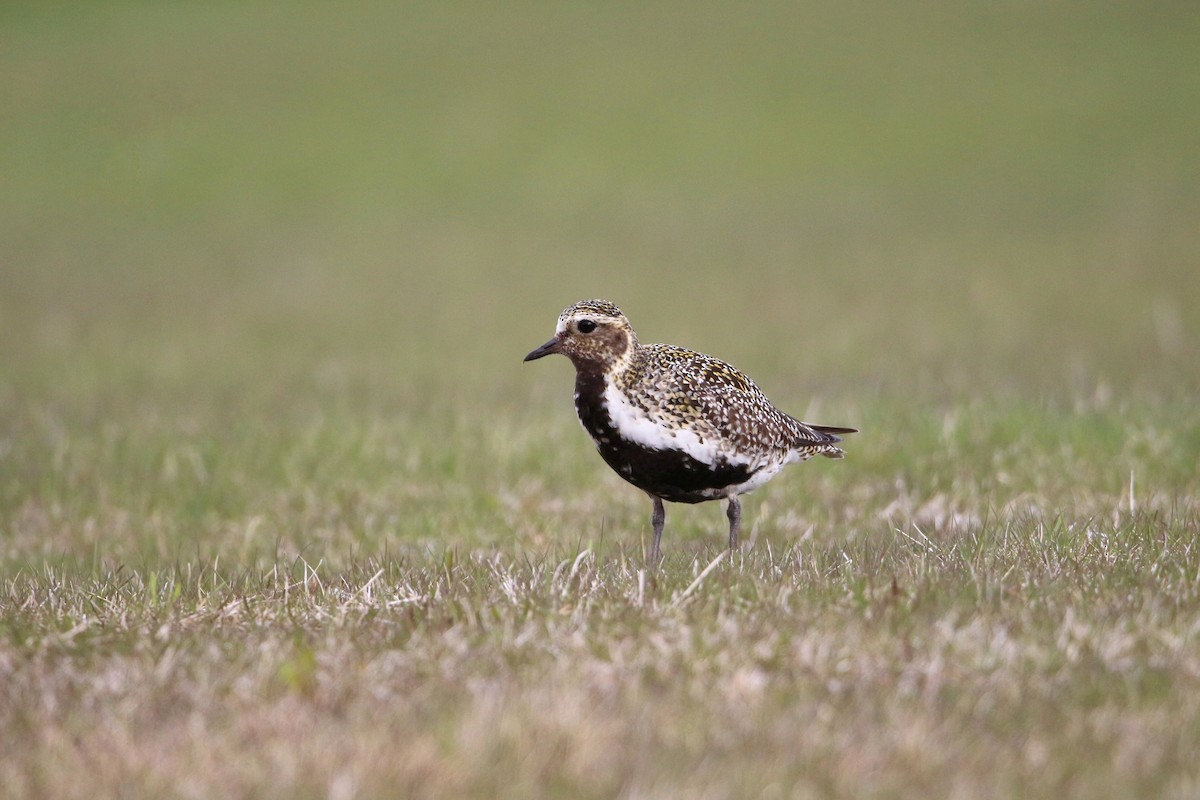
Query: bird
523,299,855,561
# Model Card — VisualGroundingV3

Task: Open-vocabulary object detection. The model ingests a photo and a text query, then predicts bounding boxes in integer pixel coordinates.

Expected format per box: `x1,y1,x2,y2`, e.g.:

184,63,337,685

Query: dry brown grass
4,485,1200,799
4,1,1200,796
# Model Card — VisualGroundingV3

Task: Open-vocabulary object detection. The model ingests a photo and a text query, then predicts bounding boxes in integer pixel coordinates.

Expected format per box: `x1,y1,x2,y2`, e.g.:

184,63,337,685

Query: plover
524,299,855,561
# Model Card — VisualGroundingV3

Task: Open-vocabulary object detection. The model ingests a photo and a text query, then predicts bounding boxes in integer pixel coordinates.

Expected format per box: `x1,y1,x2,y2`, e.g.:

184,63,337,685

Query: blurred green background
3,8,1199,795
4,1,1197,410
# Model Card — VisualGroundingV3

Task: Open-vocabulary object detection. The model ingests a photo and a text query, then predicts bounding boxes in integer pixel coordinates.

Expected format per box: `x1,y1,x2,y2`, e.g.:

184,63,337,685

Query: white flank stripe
602,383,723,466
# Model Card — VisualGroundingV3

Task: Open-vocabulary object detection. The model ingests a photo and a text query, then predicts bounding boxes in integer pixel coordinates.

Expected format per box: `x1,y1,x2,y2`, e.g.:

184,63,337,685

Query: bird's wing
648,345,854,455
639,346,833,455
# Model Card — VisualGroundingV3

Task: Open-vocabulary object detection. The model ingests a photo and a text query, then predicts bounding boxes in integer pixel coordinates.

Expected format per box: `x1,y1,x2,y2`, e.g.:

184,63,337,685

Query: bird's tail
811,425,858,437
808,424,857,459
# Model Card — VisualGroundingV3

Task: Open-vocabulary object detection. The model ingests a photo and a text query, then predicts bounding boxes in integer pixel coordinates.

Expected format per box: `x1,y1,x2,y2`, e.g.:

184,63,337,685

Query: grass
3,1,1200,797
4,511,1200,798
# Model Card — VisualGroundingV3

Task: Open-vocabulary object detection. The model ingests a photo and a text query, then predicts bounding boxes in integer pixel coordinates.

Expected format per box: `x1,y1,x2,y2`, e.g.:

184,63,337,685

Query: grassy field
3,2,1200,797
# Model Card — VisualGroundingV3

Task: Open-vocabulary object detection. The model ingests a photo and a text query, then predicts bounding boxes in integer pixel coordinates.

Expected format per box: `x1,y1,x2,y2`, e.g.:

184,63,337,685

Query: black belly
573,370,753,504
594,437,753,503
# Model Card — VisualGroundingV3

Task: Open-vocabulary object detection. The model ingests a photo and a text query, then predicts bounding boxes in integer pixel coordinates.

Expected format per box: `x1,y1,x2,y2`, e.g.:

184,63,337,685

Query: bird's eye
577,319,598,334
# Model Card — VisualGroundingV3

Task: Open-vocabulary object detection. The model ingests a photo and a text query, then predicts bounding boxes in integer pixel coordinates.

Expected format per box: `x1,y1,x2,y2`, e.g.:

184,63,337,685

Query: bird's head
523,299,638,372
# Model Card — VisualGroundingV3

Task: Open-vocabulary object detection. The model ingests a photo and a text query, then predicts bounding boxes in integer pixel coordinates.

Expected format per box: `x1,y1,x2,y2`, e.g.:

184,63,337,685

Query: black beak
523,336,561,362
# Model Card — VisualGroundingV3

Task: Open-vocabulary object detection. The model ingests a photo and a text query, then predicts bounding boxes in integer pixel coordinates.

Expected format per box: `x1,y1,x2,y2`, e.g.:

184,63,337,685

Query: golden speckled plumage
524,299,855,561
614,344,847,462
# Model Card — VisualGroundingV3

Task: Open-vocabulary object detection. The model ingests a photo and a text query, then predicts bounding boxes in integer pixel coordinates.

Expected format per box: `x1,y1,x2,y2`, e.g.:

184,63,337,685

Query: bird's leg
726,496,741,551
649,495,665,563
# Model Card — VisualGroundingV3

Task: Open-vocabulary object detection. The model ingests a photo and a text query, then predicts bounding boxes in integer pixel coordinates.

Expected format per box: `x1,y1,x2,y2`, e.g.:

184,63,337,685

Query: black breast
573,369,753,503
